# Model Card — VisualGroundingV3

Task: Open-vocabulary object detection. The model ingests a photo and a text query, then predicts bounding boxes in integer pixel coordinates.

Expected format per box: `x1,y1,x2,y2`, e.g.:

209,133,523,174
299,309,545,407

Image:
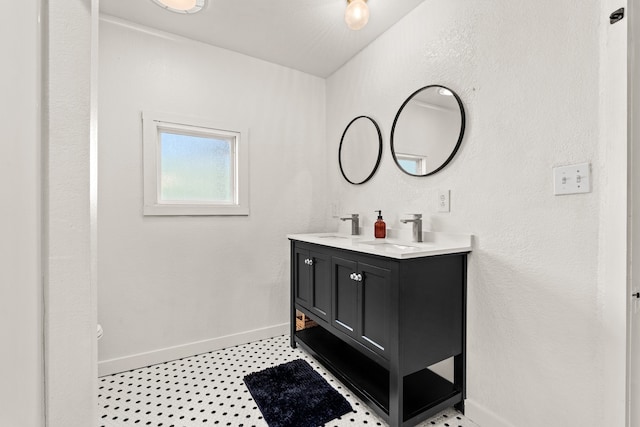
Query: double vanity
288,231,472,427
312,80,469,425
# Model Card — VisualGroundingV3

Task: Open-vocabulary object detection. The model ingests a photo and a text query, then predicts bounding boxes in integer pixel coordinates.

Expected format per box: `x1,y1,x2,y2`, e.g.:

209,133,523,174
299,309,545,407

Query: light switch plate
553,162,591,195
438,190,450,212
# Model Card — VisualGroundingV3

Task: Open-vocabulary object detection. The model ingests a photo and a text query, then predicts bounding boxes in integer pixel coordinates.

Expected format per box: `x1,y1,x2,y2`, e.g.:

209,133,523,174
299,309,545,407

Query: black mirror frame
338,115,383,185
390,85,466,177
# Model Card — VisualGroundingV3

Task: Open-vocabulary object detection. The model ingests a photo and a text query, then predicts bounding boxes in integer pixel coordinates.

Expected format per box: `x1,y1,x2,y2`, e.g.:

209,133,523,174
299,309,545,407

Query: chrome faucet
400,214,423,242
340,213,360,235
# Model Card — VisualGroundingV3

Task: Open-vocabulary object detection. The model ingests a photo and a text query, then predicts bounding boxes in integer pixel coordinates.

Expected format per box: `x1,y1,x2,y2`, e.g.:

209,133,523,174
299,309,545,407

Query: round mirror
390,85,465,176
339,116,383,185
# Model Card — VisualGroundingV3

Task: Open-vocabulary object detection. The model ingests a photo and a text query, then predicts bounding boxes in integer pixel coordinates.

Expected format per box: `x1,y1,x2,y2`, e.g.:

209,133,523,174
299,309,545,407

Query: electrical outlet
438,190,450,213
330,202,340,218
553,162,591,195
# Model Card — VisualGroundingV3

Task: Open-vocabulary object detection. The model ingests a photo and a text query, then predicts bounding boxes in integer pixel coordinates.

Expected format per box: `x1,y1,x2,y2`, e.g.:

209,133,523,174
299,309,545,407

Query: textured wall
97,19,327,367
0,1,44,426
327,0,606,426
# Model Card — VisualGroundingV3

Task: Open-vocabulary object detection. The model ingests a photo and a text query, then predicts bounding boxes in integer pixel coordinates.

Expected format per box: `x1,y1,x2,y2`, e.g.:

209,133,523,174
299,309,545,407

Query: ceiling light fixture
345,0,370,31
151,0,206,14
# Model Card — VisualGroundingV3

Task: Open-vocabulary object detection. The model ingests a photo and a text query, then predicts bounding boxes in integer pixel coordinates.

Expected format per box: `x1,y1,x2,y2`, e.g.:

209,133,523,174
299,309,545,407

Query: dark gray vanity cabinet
290,239,469,427
293,244,331,324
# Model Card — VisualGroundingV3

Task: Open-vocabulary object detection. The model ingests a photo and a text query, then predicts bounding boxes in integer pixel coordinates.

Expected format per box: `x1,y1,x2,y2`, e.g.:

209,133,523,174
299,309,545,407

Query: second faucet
400,214,423,242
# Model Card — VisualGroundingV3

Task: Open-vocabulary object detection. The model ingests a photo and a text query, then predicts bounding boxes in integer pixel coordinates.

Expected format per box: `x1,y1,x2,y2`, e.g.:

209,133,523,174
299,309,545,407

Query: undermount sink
358,240,420,250
317,235,351,239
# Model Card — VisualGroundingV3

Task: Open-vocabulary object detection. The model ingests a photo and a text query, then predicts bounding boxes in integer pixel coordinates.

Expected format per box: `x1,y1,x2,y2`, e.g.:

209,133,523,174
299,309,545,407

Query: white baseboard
98,322,290,377
465,399,514,427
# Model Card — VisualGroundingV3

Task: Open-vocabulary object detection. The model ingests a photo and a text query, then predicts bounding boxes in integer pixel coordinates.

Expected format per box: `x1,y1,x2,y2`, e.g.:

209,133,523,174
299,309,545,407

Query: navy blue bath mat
243,358,353,427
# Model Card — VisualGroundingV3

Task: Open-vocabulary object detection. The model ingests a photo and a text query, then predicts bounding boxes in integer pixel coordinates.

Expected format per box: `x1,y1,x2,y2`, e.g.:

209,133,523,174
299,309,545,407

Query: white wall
45,0,97,425
97,17,327,373
0,1,44,426
326,0,616,426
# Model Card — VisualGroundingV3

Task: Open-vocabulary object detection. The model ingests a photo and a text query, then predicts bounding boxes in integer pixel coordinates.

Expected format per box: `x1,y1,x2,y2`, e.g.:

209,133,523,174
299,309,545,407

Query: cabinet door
293,247,311,309
332,256,359,339
359,261,391,358
309,250,331,322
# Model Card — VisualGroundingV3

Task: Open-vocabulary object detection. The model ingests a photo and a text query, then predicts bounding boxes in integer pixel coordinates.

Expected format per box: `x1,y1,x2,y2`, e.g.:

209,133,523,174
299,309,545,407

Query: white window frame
142,111,249,216
396,152,427,175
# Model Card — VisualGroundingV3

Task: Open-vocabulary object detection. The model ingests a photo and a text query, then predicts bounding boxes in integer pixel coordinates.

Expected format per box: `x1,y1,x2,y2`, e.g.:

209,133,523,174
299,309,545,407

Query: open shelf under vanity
295,326,462,425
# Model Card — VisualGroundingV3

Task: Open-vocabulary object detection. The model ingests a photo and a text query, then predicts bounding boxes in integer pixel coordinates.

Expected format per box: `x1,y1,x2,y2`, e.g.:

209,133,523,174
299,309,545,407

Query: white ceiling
99,0,427,78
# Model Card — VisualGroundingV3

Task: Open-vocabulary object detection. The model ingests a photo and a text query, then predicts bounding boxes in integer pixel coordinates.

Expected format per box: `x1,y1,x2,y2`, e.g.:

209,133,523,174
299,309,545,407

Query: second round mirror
391,85,465,176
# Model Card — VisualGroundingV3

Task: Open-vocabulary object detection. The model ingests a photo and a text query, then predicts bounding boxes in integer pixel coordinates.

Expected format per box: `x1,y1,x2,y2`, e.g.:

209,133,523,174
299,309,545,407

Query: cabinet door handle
308,259,313,266
350,273,356,280
356,274,363,282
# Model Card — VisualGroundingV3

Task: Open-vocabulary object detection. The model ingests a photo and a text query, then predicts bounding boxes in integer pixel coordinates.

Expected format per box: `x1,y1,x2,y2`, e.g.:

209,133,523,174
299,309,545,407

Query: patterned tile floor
98,335,479,427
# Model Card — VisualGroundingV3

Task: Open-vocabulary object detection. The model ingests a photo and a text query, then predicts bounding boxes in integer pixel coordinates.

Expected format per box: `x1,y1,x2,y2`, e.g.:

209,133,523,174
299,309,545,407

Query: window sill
143,204,249,216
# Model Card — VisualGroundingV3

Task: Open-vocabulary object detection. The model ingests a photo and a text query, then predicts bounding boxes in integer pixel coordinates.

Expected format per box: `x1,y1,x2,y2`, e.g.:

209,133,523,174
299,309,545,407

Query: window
395,153,427,175
143,112,249,215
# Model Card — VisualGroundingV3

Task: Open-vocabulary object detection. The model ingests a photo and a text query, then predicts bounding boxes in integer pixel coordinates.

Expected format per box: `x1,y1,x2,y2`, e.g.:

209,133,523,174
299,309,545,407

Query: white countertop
287,231,472,259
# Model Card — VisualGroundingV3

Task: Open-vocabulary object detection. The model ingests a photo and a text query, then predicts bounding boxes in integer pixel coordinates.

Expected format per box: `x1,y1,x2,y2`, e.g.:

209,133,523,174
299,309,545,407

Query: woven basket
295,310,318,331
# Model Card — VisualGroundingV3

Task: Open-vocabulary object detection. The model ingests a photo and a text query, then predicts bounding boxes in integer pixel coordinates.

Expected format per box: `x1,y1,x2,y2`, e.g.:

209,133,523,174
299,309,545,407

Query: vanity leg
290,313,296,349
455,258,467,412
290,242,297,349
454,352,465,413
388,267,402,427
388,366,403,427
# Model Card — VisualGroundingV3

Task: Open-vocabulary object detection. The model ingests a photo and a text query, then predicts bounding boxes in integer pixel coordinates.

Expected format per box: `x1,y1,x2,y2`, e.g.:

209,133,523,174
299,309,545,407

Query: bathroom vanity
288,232,471,427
